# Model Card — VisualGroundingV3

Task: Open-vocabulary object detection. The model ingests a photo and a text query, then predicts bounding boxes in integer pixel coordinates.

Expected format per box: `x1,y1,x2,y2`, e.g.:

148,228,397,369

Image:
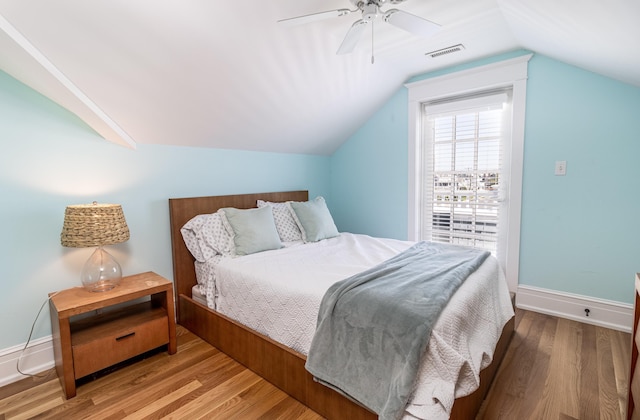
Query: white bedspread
204,233,513,419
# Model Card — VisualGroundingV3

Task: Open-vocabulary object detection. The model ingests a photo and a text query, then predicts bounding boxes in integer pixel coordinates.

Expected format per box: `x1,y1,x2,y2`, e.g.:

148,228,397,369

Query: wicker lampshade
61,202,130,248
61,202,130,292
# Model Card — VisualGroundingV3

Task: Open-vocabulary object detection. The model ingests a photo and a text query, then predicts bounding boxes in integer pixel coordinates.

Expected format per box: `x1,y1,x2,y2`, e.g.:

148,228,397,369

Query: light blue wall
330,88,408,240
519,55,640,303
331,52,640,304
0,70,330,349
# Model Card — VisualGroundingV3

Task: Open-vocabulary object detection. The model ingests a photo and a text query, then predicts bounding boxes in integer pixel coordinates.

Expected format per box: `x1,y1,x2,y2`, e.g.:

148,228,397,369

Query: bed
168,190,515,419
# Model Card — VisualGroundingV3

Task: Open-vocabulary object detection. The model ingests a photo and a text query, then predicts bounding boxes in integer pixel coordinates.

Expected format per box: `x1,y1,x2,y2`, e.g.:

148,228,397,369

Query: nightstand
49,271,177,399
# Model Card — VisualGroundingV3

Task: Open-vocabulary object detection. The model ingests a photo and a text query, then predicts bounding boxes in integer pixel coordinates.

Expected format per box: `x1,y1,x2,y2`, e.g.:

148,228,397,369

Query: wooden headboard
168,190,309,321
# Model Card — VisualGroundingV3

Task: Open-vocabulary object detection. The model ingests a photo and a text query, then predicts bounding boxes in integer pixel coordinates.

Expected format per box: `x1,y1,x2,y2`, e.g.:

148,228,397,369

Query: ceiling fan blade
383,9,441,37
278,9,352,27
336,19,368,55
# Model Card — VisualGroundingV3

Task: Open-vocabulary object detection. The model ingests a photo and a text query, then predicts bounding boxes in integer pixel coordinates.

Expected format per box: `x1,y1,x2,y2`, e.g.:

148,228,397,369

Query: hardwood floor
479,310,630,420
0,309,631,420
0,327,323,420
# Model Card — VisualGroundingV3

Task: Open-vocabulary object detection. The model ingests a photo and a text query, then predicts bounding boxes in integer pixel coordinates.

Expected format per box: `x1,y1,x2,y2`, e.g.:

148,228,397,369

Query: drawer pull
116,332,136,341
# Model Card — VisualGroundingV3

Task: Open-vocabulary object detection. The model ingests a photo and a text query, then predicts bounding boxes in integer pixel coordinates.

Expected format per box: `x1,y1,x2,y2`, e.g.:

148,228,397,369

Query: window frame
406,54,532,292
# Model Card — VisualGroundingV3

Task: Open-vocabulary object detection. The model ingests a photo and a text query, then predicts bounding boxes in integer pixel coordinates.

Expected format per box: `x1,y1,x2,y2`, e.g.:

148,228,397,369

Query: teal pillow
289,197,339,243
220,206,283,256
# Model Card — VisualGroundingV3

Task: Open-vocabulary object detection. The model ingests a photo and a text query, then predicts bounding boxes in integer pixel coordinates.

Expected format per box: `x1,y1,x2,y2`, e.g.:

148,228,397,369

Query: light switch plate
555,160,567,176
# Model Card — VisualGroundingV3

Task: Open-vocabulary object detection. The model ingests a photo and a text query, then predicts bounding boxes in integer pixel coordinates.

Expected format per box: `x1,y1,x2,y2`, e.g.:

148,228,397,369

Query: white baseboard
516,285,633,333
0,335,55,387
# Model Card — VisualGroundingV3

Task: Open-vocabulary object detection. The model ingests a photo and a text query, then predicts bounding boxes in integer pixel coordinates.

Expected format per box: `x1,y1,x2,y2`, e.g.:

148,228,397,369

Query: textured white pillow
181,212,233,262
219,206,283,256
288,196,339,243
257,200,303,242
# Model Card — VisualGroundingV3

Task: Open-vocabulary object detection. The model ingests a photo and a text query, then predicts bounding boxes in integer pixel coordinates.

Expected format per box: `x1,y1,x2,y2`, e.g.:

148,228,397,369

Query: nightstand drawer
72,313,169,379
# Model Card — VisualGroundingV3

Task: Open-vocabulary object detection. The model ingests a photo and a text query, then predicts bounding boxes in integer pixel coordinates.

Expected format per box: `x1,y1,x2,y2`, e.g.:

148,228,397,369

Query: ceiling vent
425,44,465,58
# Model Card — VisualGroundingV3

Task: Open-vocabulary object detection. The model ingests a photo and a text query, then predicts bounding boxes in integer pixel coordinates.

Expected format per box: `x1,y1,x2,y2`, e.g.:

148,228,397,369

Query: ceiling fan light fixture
425,44,465,58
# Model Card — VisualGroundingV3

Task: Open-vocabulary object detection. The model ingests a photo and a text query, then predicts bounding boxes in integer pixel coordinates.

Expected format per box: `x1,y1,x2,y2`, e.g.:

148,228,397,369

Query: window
420,91,511,256
406,54,531,292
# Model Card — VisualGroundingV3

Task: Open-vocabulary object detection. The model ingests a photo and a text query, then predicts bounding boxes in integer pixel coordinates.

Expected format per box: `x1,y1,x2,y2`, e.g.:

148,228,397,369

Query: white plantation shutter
420,91,511,255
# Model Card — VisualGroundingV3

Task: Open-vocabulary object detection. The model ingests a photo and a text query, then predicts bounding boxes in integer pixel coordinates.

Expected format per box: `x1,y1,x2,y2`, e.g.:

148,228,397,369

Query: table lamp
61,202,130,292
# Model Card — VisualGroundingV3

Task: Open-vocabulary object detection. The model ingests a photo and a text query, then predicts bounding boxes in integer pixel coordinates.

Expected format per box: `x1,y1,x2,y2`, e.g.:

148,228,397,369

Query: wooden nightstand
49,271,177,399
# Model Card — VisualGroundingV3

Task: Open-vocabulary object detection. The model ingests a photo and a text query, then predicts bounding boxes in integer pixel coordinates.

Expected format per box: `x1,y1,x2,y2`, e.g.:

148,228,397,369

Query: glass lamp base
81,247,122,292
84,280,119,292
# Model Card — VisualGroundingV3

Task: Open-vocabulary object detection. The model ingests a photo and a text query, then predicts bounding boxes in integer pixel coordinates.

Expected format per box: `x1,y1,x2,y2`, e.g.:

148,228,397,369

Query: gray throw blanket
305,241,490,420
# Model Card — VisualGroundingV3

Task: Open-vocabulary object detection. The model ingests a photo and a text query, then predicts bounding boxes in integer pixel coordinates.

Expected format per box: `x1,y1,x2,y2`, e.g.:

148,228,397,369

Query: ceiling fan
278,0,441,55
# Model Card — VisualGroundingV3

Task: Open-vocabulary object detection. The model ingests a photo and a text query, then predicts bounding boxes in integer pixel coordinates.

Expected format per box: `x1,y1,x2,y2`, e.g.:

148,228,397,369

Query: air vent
425,44,465,58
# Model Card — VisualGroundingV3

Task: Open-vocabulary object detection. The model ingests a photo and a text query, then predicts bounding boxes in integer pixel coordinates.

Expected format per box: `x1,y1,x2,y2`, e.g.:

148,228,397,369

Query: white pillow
181,212,233,262
257,200,303,242
219,206,283,256
288,196,339,243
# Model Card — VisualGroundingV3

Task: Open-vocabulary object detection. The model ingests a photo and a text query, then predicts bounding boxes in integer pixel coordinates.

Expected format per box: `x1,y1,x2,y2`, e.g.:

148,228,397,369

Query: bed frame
168,190,514,419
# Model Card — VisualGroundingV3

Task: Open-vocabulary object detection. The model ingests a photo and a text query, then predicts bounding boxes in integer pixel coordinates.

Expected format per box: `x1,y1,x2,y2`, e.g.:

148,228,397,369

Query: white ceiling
0,0,638,155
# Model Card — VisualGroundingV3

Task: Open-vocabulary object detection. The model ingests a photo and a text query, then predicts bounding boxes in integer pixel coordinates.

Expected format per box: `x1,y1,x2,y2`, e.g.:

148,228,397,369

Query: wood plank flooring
0,309,631,420
0,326,323,420
479,309,630,420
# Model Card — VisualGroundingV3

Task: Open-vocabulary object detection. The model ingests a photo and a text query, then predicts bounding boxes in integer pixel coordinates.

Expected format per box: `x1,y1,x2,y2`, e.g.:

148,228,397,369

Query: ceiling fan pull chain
371,19,375,64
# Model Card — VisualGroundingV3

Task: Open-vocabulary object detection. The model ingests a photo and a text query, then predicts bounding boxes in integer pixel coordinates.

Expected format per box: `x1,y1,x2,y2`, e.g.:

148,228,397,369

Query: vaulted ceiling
1,0,638,155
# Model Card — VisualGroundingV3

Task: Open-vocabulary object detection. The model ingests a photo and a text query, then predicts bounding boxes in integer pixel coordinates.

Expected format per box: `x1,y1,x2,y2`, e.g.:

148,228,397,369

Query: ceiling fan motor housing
350,0,384,9
351,0,407,21
362,3,379,21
